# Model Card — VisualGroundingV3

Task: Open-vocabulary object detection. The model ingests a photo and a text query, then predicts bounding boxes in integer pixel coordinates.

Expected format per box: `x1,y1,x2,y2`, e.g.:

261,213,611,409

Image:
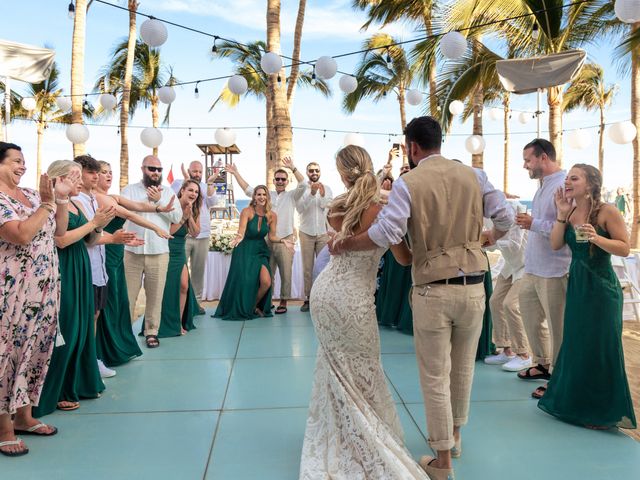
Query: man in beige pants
331,116,513,480
122,156,182,348
515,139,570,399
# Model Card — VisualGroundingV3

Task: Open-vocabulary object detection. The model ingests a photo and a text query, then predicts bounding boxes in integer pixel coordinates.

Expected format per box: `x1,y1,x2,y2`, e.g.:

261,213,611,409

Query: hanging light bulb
257,127,261,137
532,23,540,40
188,128,192,137
211,37,219,54
194,82,200,99
311,67,317,86
68,1,75,19
277,75,282,84
386,49,393,69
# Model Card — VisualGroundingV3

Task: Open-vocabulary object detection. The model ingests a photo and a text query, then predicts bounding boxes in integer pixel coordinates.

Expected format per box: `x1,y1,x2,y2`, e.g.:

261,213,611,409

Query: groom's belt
429,274,484,286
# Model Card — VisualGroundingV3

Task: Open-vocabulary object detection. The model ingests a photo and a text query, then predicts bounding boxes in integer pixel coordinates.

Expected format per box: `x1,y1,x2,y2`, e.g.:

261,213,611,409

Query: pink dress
0,188,60,414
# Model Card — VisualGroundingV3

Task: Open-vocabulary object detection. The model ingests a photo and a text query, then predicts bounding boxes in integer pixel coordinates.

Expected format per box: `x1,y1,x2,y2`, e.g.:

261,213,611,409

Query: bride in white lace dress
299,146,429,480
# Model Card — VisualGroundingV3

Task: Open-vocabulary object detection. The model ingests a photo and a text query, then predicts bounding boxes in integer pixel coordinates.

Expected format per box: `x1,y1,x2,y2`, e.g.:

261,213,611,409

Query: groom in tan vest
330,116,513,480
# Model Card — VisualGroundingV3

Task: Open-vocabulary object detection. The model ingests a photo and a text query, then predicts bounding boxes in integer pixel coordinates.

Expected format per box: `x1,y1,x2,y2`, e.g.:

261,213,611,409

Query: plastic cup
575,224,589,243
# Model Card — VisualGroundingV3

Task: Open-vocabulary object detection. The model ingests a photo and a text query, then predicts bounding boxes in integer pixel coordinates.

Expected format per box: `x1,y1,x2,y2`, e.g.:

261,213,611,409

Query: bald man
172,161,222,312
122,155,182,348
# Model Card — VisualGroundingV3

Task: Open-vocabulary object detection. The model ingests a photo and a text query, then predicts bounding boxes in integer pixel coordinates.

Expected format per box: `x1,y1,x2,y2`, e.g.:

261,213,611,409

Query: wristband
39,203,55,214
556,218,567,224
155,206,160,213
55,197,70,205
291,167,297,173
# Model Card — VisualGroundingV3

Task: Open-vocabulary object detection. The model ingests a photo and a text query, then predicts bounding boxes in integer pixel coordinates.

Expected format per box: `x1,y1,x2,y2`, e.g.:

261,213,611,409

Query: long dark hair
0,142,21,163
179,179,202,221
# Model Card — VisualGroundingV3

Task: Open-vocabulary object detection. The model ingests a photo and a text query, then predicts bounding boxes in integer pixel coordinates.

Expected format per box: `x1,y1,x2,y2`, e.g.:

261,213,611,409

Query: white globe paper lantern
608,121,638,145
66,124,90,144
488,107,502,121
518,112,530,124
339,75,358,94
315,56,337,80
260,52,283,75
228,75,248,95
215,128,237,148
99,93,117,111
448,100,464,116
56,96,72,112
440,31,467,60
465,135,486,154
406,89,423,106
615,0,640,23
140,18,168,47
158,86,176,104
21,97,36,111
343,133,365,148
140,127,163,149
566,129,592,150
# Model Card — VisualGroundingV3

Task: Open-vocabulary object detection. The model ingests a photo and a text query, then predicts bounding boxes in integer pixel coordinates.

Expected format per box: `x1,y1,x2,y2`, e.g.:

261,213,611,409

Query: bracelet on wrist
556,218,567,223
55,197,69,205
291,167,297,173
39,203,56,214
94,227,103,233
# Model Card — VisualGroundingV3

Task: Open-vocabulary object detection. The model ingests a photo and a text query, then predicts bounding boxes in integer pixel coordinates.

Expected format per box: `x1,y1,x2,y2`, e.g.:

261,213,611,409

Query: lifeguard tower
197,143,241,219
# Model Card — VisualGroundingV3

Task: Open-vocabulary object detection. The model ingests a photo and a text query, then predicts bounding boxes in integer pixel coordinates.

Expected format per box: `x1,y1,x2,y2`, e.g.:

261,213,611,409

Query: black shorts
93,285,109,313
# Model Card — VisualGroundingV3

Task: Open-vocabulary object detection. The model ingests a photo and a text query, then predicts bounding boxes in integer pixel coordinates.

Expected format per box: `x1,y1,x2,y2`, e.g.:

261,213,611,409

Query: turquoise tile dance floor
3,310,639,479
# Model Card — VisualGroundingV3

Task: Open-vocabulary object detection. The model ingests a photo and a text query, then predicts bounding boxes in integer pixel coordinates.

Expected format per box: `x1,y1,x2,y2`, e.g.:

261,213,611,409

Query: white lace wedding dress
299,248,429,480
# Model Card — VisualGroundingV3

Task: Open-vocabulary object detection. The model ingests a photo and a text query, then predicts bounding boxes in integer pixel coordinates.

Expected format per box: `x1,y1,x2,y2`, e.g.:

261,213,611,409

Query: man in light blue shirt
515,139,571,399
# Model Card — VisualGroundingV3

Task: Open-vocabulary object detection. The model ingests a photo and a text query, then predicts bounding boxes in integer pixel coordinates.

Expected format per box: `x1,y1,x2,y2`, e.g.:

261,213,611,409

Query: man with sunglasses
227,156,305,314
121,156,183,348
296,162,333,312
515,139,570,399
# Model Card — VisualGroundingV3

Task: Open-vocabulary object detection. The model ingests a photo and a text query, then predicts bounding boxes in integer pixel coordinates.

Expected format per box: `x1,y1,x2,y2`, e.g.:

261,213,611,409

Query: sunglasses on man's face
145,166,163,173
308,168,320,173
274,177,288,182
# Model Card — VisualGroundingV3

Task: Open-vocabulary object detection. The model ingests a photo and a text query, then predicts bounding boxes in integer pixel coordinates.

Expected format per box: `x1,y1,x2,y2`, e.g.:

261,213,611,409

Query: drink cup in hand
575,224,589,243
516,204,527,215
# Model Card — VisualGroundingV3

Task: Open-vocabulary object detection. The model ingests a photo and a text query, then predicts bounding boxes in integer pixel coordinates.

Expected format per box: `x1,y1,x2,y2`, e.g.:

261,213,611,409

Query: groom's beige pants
411,282,485,451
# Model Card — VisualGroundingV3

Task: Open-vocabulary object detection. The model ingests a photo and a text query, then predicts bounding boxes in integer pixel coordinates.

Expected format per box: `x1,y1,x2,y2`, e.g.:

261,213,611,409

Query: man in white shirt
122,155,183,348
484,201,533,372
172,160,221,314
296,162,333,312
227,156,305,314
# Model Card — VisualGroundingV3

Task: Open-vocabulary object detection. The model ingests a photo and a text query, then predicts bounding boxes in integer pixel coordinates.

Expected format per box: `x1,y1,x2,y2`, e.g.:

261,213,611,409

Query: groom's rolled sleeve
368,179,411,248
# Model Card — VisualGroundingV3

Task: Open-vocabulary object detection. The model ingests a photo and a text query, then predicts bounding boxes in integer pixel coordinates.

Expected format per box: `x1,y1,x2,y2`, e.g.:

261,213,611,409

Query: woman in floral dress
0,142,79,457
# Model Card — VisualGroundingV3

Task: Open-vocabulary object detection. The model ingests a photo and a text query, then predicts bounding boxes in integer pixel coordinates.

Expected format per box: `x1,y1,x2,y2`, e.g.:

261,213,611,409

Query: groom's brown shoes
419,456,455,480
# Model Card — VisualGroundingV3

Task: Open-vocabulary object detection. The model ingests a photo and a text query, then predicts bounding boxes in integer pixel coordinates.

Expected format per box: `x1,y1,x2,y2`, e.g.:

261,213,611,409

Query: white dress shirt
121,182,183,255
369,155,514,248
296,183,333,236
73,192,108,287
245,183,307,238
171,179,220,240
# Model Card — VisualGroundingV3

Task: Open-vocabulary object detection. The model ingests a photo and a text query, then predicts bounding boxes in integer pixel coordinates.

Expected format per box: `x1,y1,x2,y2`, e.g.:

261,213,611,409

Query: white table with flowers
202,229,305,301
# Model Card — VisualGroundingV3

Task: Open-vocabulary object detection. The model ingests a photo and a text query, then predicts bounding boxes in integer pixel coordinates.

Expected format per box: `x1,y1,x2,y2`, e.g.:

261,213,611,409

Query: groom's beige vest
402,155,486,286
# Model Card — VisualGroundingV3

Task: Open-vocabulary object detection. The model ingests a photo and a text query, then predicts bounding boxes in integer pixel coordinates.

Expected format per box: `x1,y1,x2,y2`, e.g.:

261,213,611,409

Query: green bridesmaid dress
375,249,413,334
34,206,104,417
538,226,637,429
155,222,199,337
214,211,273,320
95,216,143,366
476,266,495,360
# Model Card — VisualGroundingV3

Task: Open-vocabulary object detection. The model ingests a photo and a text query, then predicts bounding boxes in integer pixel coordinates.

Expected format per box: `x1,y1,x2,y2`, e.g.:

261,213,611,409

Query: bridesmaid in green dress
155,179,201,337
376,249,413,334
34,161,112,416
539,164,636,429
94,162,173,365
214,186,294,320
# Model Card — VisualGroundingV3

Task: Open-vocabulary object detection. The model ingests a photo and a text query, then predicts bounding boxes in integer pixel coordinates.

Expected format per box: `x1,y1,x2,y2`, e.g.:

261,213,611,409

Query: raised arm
550,187,572,250
56,205,115,249
281,155,304,183
225,164,252,197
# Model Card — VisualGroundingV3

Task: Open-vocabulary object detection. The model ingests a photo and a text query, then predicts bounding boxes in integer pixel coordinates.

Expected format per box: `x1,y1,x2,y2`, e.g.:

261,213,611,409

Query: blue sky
3,0,637,200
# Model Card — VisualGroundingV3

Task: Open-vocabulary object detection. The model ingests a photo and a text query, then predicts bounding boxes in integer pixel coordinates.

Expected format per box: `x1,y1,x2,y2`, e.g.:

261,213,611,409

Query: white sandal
0,438,29,457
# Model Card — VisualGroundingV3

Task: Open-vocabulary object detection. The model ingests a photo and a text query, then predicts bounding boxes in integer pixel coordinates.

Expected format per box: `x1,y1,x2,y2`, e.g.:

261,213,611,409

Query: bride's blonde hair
330,145,379,241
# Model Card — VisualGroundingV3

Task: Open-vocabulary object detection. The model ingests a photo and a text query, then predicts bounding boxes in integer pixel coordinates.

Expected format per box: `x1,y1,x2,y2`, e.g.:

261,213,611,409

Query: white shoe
97,359,116,378
502,356,533,372
483,351,515,365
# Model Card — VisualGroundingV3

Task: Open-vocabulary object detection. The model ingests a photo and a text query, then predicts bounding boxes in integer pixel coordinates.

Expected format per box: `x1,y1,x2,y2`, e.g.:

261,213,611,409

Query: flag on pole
167,164,174,185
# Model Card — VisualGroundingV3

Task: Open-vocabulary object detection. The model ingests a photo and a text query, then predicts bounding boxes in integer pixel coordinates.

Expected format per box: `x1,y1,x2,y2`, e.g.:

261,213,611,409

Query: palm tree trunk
151,94,159,157
598,106,605,177
36,122,44,179
547,86,563,167
265,95,276,190
471,83,484,169
398,86,407,130
70,0,88,157
631,23,640,248
119,0,138,190
286,0,307,108
422,8,437,116
266,0,293,184
503,93,511,193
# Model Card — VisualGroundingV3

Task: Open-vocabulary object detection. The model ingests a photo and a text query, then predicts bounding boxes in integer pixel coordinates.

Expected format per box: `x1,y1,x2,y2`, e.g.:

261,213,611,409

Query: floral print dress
0,188,59,414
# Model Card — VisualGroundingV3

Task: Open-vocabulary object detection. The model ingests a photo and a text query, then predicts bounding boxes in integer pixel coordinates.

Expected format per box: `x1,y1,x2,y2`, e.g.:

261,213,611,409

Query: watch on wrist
94,227,103,233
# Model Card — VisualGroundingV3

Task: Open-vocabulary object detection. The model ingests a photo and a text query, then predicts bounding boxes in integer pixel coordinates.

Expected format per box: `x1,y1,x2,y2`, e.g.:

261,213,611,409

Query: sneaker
300,301,310,312
97,359,116,378
502,355,533,372
483,351,515,365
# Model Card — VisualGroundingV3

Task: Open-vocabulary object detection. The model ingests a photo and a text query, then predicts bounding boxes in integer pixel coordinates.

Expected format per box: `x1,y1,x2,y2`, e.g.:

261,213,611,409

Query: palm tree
353,0,443,116
70,0,90,157
119,0,138,189
343,33,414,131
95,38,177,157
563,63,617,177
0,80,24,142
447,0,613,166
